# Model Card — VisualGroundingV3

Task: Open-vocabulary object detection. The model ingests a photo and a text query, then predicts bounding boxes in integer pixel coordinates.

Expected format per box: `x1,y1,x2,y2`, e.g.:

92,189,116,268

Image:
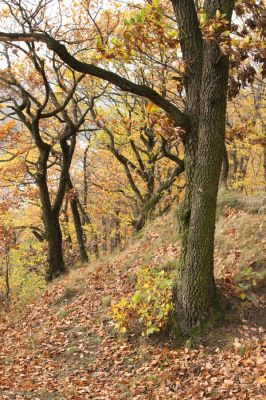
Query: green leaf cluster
112,266,174,336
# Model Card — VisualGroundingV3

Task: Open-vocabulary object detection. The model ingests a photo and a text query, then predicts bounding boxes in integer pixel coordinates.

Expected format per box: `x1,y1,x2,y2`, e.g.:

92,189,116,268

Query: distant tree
91,95,184,232
0,48,100,279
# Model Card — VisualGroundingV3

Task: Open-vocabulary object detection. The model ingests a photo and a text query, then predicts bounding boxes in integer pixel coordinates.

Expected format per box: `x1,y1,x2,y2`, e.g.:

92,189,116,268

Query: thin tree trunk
220,143,229,189
62,198,72,247
67,179,88,263
264,143,266,191
231,145,238,183
101,217,108,253
69,195,89,263
239,155,249,181
92,233,99,258
83,145,89,206
5,250,10,311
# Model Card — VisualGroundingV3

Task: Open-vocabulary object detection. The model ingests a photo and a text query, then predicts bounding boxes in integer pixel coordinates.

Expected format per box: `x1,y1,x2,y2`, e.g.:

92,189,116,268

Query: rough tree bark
44,211,65,281
36,145,67,282
171,0,235,331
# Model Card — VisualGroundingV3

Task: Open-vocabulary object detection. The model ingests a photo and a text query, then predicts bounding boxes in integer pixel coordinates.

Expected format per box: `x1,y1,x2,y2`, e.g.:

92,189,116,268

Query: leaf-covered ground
0,207,265,400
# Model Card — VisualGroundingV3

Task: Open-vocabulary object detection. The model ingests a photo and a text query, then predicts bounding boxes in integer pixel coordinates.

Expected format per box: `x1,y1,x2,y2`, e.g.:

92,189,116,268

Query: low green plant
57,309,70,319
112,266,174,336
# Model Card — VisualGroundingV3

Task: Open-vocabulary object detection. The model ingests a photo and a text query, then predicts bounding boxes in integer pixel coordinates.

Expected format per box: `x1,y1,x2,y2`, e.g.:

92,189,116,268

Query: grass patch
101,295,112,309
57,308,70,319
64,345,79,357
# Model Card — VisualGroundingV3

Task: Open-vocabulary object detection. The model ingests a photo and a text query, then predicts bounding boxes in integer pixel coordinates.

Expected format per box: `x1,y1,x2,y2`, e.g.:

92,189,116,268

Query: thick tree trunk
177,142,197,265
37,149,67,282
171,0,203,267
45,211,66,281
175,3,232,331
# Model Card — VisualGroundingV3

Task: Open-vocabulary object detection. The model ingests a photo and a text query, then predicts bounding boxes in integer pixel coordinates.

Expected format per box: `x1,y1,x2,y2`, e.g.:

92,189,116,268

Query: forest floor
0,194,265,399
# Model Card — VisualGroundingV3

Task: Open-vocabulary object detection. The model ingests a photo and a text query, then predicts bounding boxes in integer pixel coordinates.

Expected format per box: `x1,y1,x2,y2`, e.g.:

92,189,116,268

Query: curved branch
0,32,188,128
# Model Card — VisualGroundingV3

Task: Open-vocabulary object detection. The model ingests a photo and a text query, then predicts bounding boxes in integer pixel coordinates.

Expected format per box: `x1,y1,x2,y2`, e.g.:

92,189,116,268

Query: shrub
112,266,174,336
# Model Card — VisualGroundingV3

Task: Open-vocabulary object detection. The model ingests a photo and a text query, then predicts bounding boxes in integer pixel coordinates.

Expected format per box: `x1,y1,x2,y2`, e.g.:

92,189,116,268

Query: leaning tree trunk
176,25,231,332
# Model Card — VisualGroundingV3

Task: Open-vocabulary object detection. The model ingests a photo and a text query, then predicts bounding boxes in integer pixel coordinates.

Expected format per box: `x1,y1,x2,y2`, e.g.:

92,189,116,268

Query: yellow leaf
256,376,266,384
146,103,159,113
221,30,231,37
152,0,160,8
216,10,221,19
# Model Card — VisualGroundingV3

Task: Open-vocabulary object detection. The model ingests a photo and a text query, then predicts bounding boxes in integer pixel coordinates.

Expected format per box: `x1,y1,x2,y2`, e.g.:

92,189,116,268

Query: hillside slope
0,197,265,400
